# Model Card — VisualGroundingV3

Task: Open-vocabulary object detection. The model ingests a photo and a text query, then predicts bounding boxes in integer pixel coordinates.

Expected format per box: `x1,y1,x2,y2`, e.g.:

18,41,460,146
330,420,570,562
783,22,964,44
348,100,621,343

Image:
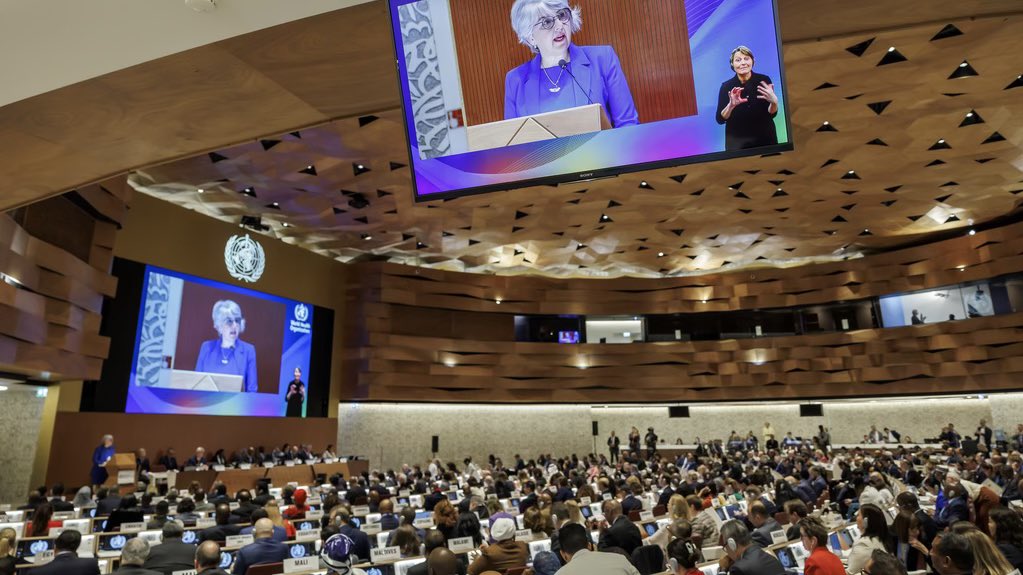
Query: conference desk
831,443,942,450
168,461,371,491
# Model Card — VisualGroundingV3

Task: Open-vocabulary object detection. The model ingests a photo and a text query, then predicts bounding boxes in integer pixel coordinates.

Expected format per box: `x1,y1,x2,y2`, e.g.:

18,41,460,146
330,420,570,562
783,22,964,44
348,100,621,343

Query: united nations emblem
224,234,266,283
294,303,310,322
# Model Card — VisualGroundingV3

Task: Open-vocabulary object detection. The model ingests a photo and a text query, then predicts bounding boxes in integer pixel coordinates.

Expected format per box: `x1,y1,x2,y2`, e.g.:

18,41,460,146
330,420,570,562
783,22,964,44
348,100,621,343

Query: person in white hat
467,517,529,575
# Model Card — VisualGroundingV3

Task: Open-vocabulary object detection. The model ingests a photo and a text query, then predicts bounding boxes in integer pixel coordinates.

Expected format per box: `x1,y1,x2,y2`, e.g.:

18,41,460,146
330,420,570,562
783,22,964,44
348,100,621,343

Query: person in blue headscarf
91,434,116,488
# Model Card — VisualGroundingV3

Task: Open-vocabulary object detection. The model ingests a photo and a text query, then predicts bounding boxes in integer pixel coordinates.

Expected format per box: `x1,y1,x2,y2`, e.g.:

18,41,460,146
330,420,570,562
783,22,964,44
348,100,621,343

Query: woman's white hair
510,0,582,53
211,299,245,333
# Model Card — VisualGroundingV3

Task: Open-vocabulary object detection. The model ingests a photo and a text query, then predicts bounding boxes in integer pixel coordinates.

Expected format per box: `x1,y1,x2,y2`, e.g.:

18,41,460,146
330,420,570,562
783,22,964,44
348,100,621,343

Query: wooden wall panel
0,181,128,380
340,222,1023,403
450,0,696,126
347,222,1023,316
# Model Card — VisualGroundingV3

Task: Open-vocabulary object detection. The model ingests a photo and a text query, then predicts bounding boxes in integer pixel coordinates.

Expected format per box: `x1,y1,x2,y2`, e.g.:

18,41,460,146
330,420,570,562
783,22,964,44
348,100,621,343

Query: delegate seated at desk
503,0,638,129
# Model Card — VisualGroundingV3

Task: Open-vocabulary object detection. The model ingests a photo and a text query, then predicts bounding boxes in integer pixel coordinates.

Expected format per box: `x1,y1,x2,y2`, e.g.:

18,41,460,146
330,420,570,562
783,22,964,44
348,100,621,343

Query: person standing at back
557,523,640,575
608,431,621,464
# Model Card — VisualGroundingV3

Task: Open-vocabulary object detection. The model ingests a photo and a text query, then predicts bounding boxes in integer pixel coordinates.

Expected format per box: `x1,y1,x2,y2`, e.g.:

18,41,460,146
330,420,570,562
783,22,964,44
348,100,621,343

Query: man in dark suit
232,519,288,575
718,519,785,575
33,530,101,575
621,483,644,516
158,449,179,472
114,537,162,574
49,483,75,512
518,481,538,513
977,419,994,447
143,522,197,575
408,531,467,575
198,504,241,543
748,501,782,548
597,500,642,556
229,490,258,524
95,488,121,517
195,541,230,575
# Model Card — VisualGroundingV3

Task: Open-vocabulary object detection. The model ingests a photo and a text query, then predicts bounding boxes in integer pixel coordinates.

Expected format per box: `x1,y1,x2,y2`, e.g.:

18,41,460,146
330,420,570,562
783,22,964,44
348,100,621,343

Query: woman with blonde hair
566,500,587,526
668,494,691,521
0,527,17,575
265,502,296,538
952,522,1015,575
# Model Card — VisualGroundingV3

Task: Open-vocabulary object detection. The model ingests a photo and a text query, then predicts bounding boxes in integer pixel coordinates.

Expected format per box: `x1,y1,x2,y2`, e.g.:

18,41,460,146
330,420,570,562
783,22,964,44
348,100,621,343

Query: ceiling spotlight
966,112,973,118
887,47,895,52
700,299,707,304
357,164,365,170
306,165,313,170
495,299,502,305
968,229,976,236
197,188,205,194
823,121,829,125
957,265,967,271
864,228,870,233
361,233,372,240
272,202,279,207
282,222,290,228
657,252,665,257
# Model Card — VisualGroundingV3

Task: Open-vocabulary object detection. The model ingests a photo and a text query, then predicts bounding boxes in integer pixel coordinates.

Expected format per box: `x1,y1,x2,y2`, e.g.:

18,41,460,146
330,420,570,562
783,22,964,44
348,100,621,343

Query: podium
103,453,137,495
467,103,611,152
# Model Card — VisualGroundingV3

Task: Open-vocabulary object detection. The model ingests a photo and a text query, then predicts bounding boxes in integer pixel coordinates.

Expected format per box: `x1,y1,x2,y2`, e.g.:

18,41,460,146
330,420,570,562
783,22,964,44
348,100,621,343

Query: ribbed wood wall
0,181,129,380
450,0,696,126
342,222,1023,402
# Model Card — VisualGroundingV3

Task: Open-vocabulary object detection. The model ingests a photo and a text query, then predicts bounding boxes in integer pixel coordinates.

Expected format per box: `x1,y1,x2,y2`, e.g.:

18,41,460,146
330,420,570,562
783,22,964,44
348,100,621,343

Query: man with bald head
232,518,288,575
195,541,229,574
598,499,642,556
428,547,460,575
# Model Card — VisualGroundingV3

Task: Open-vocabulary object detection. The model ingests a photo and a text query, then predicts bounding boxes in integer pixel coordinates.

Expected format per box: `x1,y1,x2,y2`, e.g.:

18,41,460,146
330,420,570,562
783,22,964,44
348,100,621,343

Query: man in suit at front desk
32,530,100,575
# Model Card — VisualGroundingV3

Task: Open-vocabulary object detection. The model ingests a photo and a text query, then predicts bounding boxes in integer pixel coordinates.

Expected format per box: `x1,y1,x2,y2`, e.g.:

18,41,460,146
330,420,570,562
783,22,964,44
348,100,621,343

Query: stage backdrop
451,0,697,126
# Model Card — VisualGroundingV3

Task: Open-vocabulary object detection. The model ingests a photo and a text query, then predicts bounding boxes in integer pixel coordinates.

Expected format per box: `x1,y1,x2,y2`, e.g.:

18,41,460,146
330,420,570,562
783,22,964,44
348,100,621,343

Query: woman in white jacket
847,504,892,574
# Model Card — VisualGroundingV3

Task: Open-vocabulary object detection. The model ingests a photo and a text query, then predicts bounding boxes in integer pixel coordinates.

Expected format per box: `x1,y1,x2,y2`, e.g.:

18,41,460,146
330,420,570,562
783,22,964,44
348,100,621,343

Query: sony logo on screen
224,234,266,283
289,303,312,334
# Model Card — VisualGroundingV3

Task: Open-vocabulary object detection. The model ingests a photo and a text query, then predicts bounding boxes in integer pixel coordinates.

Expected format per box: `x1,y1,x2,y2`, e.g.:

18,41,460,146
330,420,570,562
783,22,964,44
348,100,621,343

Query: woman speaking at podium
195,300,258,392
90,434,116,489
504,0,638,128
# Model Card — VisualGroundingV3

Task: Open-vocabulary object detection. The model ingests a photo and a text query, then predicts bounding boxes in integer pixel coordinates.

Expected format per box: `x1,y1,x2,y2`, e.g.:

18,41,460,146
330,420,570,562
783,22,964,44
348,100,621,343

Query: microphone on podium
559,59,594,105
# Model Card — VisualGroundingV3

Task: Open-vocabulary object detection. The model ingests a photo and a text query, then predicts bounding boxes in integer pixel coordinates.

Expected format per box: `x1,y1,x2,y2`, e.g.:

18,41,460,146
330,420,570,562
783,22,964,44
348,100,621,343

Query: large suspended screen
126,266,316,417
390,0,792,200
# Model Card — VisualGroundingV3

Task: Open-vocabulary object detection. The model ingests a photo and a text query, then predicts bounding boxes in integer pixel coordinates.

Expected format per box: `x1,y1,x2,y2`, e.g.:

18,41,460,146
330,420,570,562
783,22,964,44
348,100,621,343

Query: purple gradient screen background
390,0,791,198
126,267,313,417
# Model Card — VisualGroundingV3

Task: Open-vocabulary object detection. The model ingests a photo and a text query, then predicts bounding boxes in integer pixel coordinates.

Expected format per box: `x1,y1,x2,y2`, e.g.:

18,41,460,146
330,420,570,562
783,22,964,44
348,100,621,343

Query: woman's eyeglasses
220,316,243,327
534,8,571,30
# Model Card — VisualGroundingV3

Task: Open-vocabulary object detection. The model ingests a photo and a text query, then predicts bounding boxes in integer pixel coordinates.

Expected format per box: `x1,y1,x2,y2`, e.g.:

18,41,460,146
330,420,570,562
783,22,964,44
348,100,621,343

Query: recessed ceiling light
847,170,855,175
306,165,313,170
197,188,204,194
957,265,966,271
966,112,974,118
495,299,502,305
362,234,372,240
968,229,976,236
887,47,895,52
863,228,870,233
700,299,707,304
272,202,279,207
357,164,365,170
282,222,290,227
937,139,945,144
822,121,829,125
959,62,968,68
657,252,665,257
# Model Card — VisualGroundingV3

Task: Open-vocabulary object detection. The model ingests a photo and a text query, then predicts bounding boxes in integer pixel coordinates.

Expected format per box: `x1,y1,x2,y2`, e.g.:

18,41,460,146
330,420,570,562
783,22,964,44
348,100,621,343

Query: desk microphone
559,59,594,104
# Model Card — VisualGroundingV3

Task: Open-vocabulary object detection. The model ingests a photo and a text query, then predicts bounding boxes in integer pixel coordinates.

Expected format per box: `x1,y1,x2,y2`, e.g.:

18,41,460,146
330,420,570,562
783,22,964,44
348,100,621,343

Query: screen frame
86,258,333,418
386,0,794,202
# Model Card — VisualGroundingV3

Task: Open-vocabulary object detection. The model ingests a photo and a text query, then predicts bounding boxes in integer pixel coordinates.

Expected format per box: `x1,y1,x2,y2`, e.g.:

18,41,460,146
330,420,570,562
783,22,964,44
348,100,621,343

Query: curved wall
343,222,1023,402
